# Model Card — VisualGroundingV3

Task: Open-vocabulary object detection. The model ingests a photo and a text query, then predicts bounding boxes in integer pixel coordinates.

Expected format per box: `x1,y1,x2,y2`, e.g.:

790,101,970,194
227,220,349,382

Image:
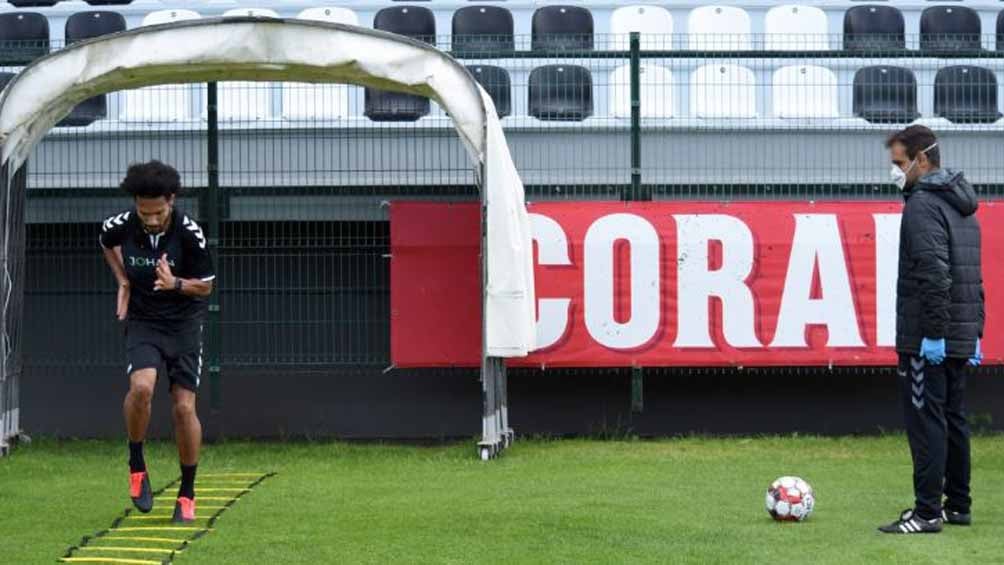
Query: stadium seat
0,12,49,65
221,8,280,19
466,65,511,118
690,64,757,118
374,6,436,44
843,6,905,52
65,10,126,42
528,65,593,121
764,5,829,51
934,66,1002,124
452,6,514,55
609,5,673,51
609,64,674,118
852,66,919,124
59,11,126,127
999,10,1004,52
920,6,981,52
122,9,201,122
282,8,358,122
213,82,273,121
688,6,751,51
771,65,839,118
296,7,359,26
531,6,593,52
85,0,132,5
366,6,436,122
7,1,59,6
282,82,350,120
140,9,200,26
0,71,15,90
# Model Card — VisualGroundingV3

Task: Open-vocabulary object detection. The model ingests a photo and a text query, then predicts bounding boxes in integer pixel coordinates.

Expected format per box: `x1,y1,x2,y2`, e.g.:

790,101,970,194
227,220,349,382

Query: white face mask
890,142,938,191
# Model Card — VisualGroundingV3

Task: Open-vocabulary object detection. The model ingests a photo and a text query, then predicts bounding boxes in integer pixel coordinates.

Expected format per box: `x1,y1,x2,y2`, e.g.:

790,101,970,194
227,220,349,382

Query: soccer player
879,126,984,534
99,161,215,523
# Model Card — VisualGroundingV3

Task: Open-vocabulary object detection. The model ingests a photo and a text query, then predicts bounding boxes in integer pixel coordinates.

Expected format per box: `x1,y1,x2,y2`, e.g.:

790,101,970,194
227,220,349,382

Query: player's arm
153,254,214,297
99,211,131,320
154,214,216,298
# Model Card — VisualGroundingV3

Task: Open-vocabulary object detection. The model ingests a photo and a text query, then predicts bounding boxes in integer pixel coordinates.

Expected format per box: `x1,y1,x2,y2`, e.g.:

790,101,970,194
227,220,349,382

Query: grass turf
2,435,1003,564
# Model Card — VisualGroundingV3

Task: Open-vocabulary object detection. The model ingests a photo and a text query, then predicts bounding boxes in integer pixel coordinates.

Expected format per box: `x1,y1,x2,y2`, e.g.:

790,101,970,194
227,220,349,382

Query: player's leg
166,324,203,523
880,354,945,533
942,358,972,524
123,341,161,513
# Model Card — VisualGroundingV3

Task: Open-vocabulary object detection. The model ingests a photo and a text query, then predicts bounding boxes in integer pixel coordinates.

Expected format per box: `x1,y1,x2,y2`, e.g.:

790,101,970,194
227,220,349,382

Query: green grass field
2,435,1003,564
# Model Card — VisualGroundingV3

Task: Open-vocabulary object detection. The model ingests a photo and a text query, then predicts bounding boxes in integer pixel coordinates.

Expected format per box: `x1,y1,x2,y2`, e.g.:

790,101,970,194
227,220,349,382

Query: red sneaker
172,496,196,523
129,471,153,513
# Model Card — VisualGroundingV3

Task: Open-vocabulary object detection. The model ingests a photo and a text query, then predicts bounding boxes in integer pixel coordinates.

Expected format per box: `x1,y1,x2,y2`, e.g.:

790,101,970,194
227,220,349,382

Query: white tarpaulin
0,17,536,357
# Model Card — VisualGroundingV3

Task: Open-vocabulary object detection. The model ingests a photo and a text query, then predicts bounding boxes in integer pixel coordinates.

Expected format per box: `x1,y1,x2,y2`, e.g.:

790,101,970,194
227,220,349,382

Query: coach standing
100,161,215,524
879,126,984,534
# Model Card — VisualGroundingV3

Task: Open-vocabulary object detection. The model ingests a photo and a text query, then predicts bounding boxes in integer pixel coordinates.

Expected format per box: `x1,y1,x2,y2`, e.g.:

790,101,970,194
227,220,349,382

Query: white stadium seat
771,65,839,118
213,82,274,121
690,64,757,118
221,8,280,19
609,64,674,118
122,9,202,122
688,6,751,51
282,82,350,120
283,7,359,119
764,5,830,51
610,5,673,51
296,7,359,26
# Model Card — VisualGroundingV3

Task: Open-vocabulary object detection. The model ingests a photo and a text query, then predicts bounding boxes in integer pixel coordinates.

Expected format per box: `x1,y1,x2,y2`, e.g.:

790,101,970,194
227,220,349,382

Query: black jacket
896,169,984,358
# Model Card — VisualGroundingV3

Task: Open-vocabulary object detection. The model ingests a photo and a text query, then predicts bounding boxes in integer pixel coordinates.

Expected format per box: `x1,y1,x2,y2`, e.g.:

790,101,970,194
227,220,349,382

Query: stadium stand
853,66,920,124
58,10,125,126
920,5,982,53
0,11,48,64
467,64,512,118
843,5,905,52
934,65,1002,124
452,5,514,55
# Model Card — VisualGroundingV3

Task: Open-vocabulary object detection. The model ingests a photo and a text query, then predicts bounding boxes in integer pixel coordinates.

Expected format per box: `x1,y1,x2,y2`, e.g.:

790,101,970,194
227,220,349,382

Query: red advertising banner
391,201,1003,368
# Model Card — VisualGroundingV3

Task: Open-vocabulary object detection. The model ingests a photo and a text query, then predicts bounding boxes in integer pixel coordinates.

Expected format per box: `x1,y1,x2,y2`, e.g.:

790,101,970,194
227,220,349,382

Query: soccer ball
765,476,815,522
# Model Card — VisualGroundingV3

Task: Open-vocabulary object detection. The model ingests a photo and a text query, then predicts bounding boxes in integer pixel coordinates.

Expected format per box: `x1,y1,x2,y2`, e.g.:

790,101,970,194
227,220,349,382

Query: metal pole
628,32,645,201
204,82,222,415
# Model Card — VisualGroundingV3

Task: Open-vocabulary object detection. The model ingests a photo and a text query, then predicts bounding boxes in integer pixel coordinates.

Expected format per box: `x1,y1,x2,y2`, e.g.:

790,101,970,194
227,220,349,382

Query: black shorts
125,318,204,393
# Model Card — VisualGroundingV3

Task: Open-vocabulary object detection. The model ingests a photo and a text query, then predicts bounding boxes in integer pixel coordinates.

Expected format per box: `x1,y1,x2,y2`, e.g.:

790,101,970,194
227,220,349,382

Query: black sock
128,442,146,473
179,464,197,499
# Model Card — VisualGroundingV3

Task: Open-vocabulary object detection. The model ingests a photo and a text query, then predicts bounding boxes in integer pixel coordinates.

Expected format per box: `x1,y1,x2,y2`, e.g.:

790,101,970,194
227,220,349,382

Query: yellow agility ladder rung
155,496,233,502
100,536,187,544
59,558,163,565
110,526,210,532
77,547,180,554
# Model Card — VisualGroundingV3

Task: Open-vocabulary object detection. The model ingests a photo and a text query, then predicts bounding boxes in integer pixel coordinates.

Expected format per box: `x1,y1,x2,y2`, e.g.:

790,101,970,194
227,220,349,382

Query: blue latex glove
969,338,983,367
920,337,946,365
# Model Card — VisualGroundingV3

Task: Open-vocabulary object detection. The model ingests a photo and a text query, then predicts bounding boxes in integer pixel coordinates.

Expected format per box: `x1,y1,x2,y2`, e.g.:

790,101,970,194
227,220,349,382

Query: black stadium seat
373,6,435,44
58,11,127,127
853,66,919,124
528,65,592,121
996,10,1004,52
920,6,981,52
0,12,50,65
85,0,133,5
7,0,59,7
452,6,514,55
532,6,593,52
366,6,436,122
466,65,511,118
934,66,1002,124
843,5,905,52
0,72,15,90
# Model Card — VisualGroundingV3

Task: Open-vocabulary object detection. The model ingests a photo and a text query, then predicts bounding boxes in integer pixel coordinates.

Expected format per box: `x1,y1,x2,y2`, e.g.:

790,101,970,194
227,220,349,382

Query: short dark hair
885,125,940,167
120,160,181,199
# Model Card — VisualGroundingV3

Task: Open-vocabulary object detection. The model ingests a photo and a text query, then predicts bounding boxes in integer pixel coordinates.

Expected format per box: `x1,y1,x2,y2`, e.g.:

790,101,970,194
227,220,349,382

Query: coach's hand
116,281,130,321
920,337,946,365
153,254,177,292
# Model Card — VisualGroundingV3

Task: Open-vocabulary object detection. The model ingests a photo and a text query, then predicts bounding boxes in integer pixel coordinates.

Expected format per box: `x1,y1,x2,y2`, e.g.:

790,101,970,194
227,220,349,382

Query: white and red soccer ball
765,476,815,522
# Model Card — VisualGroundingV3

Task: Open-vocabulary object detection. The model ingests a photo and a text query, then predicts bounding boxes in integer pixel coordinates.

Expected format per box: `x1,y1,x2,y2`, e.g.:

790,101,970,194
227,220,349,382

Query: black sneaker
878,509,943,534
942,508,972,526
129,470,153,513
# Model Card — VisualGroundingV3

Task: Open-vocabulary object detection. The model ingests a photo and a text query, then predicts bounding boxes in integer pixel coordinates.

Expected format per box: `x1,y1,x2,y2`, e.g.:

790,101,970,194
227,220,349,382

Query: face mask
890,142,938,191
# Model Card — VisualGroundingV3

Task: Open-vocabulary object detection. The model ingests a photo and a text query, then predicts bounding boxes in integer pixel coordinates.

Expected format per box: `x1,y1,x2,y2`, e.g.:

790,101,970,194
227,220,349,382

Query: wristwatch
174,278,183,292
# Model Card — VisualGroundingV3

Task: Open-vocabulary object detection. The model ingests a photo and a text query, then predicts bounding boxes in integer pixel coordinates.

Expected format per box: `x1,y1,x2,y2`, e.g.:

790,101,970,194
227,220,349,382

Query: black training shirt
99,207,215,321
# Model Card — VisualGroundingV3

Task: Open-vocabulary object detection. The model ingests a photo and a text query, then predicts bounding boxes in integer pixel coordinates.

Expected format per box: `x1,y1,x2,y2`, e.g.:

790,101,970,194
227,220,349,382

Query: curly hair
119,160,181,199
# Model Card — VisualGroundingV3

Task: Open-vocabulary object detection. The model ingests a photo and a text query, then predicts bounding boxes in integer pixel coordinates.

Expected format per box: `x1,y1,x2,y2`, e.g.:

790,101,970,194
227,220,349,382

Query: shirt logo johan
128,256,176,268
